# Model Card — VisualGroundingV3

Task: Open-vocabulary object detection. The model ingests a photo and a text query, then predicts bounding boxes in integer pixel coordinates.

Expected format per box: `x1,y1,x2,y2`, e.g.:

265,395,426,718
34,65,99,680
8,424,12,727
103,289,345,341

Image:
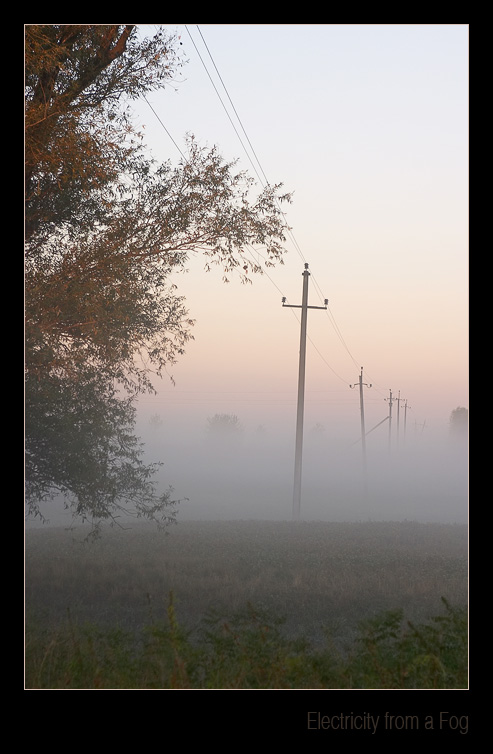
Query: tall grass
25,594,467,689
25,520,468,689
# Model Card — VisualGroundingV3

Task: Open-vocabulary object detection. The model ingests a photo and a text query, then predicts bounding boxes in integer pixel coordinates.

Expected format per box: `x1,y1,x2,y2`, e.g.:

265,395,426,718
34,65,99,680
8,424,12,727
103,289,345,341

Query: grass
25,519,468,689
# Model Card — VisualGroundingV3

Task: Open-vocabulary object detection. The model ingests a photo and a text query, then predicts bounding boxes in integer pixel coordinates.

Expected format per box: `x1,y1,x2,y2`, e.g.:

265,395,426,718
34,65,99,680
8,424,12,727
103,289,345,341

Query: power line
248,248,351,384
142,94,186,161
307,336,352,385
195,25,270,188
190,25,308,266
141,26,406,420
185,27,369,388
185,25,266,187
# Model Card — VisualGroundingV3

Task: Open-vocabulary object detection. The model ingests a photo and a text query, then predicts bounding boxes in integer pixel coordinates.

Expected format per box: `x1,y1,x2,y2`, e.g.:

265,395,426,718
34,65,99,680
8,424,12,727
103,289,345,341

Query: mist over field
132,405,467,526
27,402,467,531
24,25,469,693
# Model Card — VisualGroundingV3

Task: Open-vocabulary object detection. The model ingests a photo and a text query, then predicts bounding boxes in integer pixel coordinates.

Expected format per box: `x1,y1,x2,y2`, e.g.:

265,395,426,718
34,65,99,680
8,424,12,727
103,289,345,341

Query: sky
29,24,469,528
132,24,468,443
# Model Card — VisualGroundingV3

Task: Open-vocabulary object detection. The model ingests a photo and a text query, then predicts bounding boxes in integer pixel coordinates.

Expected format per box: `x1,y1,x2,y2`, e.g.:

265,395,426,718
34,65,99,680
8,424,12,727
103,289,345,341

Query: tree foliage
206,413,244,438
25,25,291,530
449,407,468,438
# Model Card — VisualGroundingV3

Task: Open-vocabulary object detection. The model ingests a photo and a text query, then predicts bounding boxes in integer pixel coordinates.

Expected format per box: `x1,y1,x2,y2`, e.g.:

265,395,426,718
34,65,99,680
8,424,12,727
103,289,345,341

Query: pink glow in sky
134,24,468,444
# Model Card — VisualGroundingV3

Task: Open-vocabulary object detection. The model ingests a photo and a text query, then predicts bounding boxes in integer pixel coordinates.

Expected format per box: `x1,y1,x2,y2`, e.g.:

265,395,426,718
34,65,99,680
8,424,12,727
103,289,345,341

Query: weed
25,596,467,689
25,521,468,689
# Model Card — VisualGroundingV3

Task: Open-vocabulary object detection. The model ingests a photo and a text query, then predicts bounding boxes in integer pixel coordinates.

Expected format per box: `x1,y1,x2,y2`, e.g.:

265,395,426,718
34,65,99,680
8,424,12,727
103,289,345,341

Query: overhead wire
184,25,266,187
188,25,308,266
195,25,270,188
142,93,186,161
189,27,360,380
143,24,397,410
192,23,374,388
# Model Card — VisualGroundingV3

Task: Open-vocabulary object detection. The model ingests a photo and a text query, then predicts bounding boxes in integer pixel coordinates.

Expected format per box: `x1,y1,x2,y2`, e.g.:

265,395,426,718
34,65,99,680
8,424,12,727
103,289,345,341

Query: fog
26,399,467,530
135,407,468,526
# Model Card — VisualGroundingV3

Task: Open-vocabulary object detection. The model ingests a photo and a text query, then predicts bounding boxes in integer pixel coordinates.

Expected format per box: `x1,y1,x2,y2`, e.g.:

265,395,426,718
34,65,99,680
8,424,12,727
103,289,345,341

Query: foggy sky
134,403,468,525
135,23,468,434
26,25,468,528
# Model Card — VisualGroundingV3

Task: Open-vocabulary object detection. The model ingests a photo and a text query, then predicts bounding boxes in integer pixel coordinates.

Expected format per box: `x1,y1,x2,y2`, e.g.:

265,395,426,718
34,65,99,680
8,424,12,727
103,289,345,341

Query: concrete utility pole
403,399,411,443
394,391,406,450
282,263,327,521
350,367,372,489
385,389,394,453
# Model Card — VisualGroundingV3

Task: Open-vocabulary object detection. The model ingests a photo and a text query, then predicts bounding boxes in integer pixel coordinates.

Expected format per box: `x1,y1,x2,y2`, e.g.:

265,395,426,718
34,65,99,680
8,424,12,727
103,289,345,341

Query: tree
25,25,291,531
206,413,244,438
25,25,183,242
25,369,177,535
449,407,468,438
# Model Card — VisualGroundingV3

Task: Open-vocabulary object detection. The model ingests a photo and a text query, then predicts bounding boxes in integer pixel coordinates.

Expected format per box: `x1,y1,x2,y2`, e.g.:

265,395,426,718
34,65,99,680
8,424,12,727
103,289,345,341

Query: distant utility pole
394,391,406,450
385,389,394,453
402,398,411,444
282,263,327,521
350,367,372,489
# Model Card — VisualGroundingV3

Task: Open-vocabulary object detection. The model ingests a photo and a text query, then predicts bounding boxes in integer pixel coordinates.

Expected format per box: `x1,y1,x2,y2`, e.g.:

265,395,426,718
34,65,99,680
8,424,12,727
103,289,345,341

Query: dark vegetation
25,26,291,532
25,519,468,689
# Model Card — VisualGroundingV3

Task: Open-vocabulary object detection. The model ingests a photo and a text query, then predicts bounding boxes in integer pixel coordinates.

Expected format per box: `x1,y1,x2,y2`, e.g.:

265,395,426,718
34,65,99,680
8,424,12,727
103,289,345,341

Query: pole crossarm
282,302,328,310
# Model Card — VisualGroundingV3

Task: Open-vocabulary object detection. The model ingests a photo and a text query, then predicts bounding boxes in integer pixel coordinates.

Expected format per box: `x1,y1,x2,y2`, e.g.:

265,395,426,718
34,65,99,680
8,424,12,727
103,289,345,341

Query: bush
25,596,467,689
345,597,467,689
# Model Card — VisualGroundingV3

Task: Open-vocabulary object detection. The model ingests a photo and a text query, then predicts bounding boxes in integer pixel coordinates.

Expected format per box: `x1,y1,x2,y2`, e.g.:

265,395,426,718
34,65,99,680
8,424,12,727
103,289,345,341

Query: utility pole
385,389,394,453
350,367,372,490
402,398,411,444
282,263,327,521
395,391,406,450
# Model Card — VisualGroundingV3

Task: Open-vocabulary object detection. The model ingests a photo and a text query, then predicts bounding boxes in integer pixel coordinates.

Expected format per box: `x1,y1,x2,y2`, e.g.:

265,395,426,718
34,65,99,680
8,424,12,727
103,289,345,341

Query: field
25,519,468,689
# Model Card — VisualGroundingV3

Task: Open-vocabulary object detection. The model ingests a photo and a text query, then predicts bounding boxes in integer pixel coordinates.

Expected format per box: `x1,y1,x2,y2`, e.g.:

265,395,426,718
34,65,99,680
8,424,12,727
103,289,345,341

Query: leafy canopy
25,25,291,531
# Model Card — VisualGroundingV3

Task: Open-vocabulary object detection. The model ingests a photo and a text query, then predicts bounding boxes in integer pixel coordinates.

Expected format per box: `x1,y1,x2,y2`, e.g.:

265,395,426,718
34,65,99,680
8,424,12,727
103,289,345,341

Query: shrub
25,596,467,689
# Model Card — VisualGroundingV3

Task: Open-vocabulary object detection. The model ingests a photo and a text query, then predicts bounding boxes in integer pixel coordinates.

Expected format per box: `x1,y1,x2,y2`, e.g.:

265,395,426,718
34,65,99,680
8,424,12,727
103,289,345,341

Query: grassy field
25,519,468,689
